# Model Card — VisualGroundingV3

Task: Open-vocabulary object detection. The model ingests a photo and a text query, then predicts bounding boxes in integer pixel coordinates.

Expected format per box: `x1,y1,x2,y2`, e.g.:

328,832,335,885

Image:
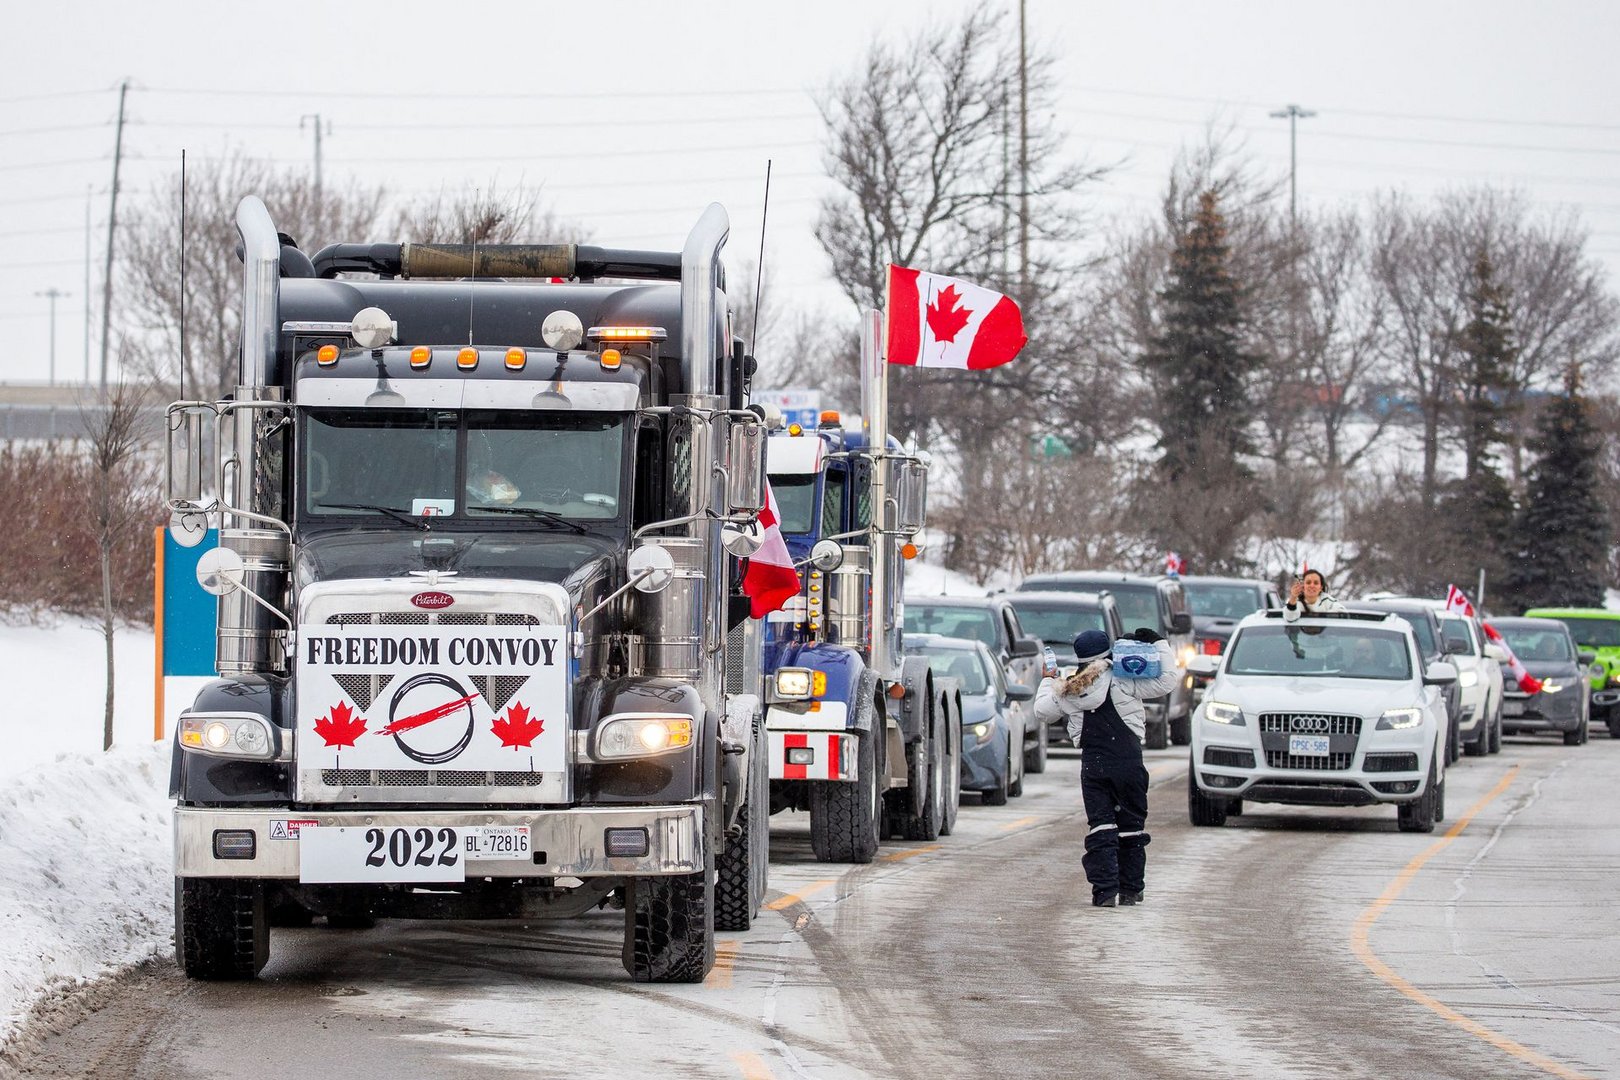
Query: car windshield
910,646,990,694
1008,602,1107,649
1551,617,1620,648
1226,625,1413,680
771,474,817,534
1498,627,1574,662
1094,584,1159,629
1183,583,1264,620
904,605,998,647
1439,615,1478,656
304,408,627,523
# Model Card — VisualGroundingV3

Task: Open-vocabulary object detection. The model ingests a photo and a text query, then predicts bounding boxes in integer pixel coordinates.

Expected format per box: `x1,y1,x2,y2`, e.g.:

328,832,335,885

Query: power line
131,111,822,133
0,156,107,173
0,87,112,106
141,83,809,102
0,121,112,139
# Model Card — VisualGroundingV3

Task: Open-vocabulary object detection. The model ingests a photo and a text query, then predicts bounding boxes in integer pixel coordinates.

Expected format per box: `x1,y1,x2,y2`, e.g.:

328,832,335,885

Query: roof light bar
587,325,668,343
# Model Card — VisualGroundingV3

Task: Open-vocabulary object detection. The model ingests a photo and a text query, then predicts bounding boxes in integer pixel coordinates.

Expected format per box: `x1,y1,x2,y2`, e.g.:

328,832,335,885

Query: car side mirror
1484,643,1507,661
1423,661,1459,686
1011,635,1041,659
1005,683,1035,702
1186,655,1219,677
1578,649,1597,666
1170,612,1193,635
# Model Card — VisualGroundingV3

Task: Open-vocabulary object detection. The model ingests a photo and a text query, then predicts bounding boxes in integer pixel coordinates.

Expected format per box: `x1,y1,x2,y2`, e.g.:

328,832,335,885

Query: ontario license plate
1503,699,1525,717
461,826,530,861
1288,734,1331,756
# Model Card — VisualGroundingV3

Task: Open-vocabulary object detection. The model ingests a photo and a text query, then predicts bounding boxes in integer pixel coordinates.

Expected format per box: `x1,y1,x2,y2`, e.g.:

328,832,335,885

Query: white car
1186,609,1457,834
1361,594,1506,756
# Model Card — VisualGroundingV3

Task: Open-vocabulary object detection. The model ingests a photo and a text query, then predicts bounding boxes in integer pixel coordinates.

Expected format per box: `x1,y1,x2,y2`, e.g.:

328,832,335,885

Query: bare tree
120,152,388,401
396,183,587,246
83,382,159,750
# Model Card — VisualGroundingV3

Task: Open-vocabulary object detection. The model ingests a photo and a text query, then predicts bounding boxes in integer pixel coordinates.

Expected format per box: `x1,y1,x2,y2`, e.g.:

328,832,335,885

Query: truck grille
327,612,539,627
322,769,548,788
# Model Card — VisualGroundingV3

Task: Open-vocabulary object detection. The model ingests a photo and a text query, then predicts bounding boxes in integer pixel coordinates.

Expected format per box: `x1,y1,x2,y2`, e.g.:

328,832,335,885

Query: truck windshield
771,474,817,534
303,408,627,523
1551,617,1620,648
1226,625,1412,680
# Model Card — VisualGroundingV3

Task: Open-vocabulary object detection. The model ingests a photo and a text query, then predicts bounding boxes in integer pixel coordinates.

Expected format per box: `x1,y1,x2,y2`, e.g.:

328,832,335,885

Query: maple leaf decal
314,701,367,749
491,701,544,749
925,284,972,344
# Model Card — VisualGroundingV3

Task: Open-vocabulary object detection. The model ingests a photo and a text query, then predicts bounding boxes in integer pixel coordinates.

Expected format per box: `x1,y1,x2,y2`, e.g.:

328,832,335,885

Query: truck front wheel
809,723,881,864
175,877,268,980
624,861,715,983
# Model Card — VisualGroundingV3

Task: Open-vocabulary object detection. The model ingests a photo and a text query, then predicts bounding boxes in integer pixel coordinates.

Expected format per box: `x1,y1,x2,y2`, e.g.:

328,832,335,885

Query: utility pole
83,184,92,384
1017,0,1030,299
36,288,69,386
301,113,330,212
1269,103,1316,224
99,79,130,397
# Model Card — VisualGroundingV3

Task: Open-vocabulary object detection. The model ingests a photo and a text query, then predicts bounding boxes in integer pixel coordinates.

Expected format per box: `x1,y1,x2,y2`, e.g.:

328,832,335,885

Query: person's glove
1129,627,1164,644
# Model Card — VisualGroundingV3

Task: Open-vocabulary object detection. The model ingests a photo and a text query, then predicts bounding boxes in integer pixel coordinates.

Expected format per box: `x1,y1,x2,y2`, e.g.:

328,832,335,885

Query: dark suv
1347,599,1463,763
1015,571,1194,748
1005,590,1125,745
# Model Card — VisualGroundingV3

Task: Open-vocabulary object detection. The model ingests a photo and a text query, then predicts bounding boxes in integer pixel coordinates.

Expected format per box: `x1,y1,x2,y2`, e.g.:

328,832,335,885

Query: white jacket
1033,640,1178,746
1282,593,1345,622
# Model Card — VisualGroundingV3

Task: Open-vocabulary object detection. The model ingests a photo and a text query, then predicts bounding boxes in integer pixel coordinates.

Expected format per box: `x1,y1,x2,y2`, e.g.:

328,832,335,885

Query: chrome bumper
174,804,704,879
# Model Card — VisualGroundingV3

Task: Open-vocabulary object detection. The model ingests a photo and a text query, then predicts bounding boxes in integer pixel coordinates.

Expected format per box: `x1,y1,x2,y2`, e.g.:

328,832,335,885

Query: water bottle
1112,639,1162,679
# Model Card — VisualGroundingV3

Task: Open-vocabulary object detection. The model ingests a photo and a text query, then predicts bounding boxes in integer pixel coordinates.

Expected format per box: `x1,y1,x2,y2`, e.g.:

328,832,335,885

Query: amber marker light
887,683,908,700
457,347,478,370
819,410,841,426
409,346,431,369
600,348,622,370
901,542,919,559
316,345,339,366
788,423,803,436
505,348,527,370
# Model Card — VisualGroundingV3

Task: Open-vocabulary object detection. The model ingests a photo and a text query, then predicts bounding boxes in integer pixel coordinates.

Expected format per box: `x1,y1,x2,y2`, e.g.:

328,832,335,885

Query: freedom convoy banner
295,623,569,773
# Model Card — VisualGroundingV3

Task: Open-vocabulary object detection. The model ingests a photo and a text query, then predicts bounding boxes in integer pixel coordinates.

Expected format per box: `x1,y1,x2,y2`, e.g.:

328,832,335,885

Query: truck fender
888,655,935,744
770,641,874,733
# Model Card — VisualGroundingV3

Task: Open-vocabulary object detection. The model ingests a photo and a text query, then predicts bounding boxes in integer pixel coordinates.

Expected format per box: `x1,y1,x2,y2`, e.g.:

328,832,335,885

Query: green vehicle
1523,608,1620,738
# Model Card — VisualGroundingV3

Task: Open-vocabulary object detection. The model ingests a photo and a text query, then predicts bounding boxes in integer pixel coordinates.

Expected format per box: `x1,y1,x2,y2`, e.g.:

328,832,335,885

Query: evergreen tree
1454,249,1517,480
1144,190,1258,482
1505,373,1610,609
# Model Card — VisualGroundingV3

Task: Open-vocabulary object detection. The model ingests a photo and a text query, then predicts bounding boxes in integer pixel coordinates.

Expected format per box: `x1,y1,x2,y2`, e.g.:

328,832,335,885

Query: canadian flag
886,265,1027,369
1164,551,1187,576
1448,584,1542,694
742,481,801,618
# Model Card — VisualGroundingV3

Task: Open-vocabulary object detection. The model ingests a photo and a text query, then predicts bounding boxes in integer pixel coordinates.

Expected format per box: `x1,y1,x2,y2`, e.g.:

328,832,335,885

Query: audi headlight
1458,669,1479,688
596,714,694,759
1377,707,1424,730
178,713,282,761
1204,700,1244,726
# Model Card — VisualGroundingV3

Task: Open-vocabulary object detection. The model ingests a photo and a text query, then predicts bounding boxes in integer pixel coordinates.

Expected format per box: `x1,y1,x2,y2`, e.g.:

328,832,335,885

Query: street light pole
1269,103,1316,224
36,288,69,386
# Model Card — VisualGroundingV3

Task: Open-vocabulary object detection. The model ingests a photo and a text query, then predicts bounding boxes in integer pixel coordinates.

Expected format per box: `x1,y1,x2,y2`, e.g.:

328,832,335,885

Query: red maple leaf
314,701,367,748
491,702,544,749
925,284,973,344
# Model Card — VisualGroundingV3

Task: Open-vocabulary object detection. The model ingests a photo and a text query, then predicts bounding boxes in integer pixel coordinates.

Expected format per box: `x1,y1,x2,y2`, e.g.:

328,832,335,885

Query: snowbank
0,742,171,1047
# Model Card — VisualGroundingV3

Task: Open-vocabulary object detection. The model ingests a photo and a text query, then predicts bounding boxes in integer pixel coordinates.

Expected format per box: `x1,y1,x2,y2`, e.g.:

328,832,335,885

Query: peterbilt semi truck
760,312,957,863
164,197,770,984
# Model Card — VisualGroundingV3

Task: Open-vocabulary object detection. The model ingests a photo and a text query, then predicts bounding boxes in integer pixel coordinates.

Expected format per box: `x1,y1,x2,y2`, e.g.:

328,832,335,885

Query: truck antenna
178,148,187,400
467,195,479,347
751,160,771,348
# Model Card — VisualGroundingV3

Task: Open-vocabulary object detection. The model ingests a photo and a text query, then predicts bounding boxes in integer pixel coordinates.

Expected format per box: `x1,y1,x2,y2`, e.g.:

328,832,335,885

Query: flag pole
862,300,891,678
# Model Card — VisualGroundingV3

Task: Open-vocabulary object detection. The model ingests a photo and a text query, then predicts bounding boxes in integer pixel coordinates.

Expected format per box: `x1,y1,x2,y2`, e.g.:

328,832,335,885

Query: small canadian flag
886,265,1027,369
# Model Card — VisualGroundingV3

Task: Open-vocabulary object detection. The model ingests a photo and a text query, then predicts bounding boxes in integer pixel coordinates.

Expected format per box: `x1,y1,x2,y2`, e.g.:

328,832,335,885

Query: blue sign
162,529,218,677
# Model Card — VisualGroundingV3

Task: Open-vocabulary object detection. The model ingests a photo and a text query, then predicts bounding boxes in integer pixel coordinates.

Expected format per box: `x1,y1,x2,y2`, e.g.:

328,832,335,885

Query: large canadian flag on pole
742,481,800,618
1447,584,1543,694
885,265,1027,369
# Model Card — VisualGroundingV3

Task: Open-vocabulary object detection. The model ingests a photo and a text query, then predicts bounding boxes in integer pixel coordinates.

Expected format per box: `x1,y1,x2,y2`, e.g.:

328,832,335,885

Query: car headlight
1376,707,1423,730
1204,700,1244,725
1458,669,1478,688
1177,645,1195,669
596,714,694,759
773,667,825,700
178,713,282,761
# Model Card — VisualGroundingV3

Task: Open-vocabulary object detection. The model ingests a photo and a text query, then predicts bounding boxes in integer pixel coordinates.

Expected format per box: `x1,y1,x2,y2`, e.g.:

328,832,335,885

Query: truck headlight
1376,708,1423,730
1458,670,1478,688
774,667,825,700
596,714,694,759
1204,700,1244,726
179,713,282,761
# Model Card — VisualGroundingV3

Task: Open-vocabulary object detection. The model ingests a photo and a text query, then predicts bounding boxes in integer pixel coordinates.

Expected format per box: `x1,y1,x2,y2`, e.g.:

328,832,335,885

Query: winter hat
1073,630,1112,663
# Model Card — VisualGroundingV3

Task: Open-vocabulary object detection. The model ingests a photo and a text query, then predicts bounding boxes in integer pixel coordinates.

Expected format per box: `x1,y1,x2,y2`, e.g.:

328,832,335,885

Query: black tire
1228,799,1243,816
1009,737,1025,799
1397,761,1439,833
175,877,268,980
1024,720,1049,774
900,702,947,841
1434,772,1447,823
1145,718,1169,751
1448,714,1461,764
715,715,769,931
1608,714,1620,740
623,863,714,984
981,754,1010,806
940,700,961,837
1488,703,1503,754
1169,712,1191,747
1187,767,1228,827
809,721,881,863
1563,726,1584,746
1463,723,1487,757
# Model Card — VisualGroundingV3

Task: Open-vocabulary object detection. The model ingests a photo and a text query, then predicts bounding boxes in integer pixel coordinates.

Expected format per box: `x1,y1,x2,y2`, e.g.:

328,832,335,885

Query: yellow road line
998,815,1039,831
878,843,941,862
1351,766,1592,1080
706,940,740,989
1148,762,1182,781
730,1050,775,1079
764,878,835,911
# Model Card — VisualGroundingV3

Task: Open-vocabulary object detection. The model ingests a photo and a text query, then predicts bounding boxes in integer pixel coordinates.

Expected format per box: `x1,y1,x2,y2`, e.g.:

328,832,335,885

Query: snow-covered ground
0,619,171,1049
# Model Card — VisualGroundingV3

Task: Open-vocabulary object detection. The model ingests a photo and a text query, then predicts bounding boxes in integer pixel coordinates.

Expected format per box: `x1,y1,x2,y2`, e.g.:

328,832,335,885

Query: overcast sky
5,0,1620,386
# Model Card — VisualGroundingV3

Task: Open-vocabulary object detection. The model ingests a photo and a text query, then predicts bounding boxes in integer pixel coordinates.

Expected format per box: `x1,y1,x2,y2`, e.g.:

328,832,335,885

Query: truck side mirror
1171,612,1193,635
166,402,218,519
893,456,928,535
195,546,246,596
726,412,765,517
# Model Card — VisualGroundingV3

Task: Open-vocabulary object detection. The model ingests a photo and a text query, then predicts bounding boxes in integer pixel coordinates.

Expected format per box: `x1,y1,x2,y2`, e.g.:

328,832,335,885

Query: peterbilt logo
411,591,455,610
1291,715,1330,733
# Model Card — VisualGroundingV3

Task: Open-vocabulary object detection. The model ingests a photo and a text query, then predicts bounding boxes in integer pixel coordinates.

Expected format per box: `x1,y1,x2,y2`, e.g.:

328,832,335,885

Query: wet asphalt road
9,736,1620,1080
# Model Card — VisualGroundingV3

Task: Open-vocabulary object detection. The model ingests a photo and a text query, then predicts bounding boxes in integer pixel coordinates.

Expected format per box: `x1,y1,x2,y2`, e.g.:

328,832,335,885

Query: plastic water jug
1112,639,1162,679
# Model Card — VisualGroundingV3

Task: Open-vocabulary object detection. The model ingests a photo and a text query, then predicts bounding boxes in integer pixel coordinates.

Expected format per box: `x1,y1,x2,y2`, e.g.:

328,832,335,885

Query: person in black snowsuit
1034,627,1179,907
